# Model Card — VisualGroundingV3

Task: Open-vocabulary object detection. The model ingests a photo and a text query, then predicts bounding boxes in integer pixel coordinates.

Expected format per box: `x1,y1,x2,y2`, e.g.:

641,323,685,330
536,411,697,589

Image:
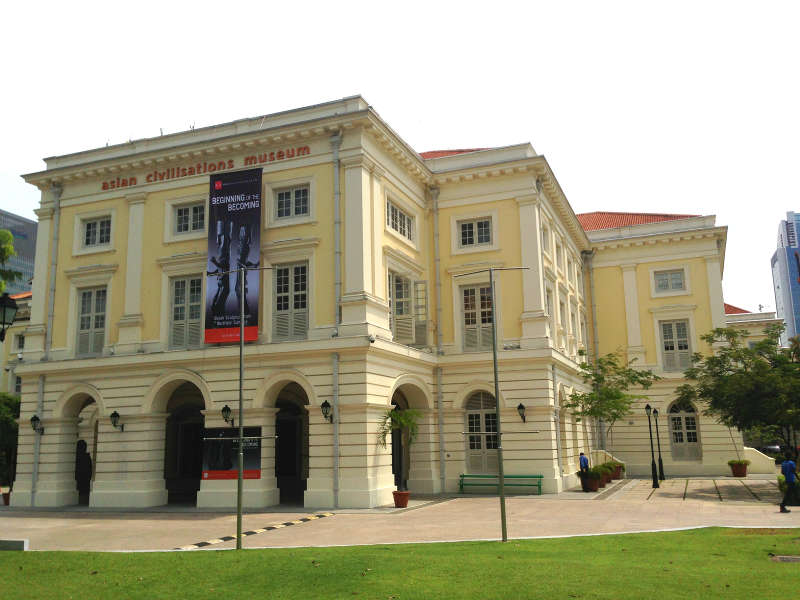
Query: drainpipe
552,364,563,482
582,249,605,450
31,375,44,506
431,187,446,493
330,132,342,508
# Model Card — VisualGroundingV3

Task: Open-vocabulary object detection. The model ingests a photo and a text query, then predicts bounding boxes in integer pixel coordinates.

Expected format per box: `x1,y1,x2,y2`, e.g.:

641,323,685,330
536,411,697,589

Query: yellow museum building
9,97,758,509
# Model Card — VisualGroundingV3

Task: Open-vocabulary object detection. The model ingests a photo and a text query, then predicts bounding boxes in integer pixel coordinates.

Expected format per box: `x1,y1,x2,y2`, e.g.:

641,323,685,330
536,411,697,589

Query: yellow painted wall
592,266,627,356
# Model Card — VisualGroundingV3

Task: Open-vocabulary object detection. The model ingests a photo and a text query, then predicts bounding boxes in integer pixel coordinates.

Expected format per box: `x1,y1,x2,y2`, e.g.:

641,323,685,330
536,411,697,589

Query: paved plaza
1,477,796,552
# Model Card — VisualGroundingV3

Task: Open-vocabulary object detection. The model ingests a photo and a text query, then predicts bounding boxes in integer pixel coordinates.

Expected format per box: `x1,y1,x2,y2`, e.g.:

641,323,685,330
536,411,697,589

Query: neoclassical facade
10,97,742,509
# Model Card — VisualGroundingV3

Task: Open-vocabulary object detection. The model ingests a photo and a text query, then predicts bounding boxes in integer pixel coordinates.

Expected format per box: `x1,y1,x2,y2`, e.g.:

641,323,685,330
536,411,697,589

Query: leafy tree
0,229,20,293
0,392,20,486
377,407,421,492
676,324,800,457
566,350,660,438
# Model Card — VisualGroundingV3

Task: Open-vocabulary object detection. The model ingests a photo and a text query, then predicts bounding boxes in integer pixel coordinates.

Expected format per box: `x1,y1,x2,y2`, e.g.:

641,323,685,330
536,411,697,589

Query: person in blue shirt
780,453,796,513
579,452,590,474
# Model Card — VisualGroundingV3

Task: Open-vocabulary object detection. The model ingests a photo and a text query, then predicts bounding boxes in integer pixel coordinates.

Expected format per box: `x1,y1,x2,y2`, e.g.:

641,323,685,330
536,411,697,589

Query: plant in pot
584,467,603,492
608,461,625,480
576,470,591,492
728,459,751,477
377,406,421,508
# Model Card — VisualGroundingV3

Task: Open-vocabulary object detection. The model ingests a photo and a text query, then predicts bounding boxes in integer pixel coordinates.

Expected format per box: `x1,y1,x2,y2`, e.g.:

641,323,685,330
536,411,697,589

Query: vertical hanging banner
205,168,262,343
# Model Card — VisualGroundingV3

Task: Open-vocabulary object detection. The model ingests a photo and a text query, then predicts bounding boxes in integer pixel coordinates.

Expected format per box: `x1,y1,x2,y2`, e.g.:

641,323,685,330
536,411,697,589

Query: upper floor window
387,200,414,242
462,285,493,352
655,269,685,292
84,217,111,247
16,334,24,350
77,287,106,357
660,319,691,371
541,226,550,253
459,218,492,248
14,376,21,395
176,204,205,234
567,259,574,283
388,272,427,346
555,242,563,269
170,276,203,348
276,185,310,219
273,262,308,341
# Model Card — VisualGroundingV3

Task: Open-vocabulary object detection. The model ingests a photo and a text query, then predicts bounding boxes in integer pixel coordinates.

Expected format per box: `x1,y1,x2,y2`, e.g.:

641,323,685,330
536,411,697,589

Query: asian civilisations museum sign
205,168,262,343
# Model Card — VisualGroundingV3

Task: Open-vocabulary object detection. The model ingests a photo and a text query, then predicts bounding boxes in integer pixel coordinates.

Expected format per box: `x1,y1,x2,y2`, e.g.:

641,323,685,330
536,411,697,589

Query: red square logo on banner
214,180,223,190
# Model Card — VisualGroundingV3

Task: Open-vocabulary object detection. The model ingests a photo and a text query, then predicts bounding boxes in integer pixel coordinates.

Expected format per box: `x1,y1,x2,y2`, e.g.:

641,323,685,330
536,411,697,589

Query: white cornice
590,226,727,251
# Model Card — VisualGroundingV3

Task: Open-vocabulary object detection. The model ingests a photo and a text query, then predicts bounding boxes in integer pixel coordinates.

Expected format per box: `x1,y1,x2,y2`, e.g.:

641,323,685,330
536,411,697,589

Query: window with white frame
175,203,205,234
465,391,499,474
556,242,563,269
541,226,549,253
567,259,574,284
546,289,554,335
660,319,691,371
77,287,106,356
14,376,21,395
654,269,685,292
83,217,111,248
462,284,493,352
170,276,203,348
386,200,414,242
275,185,310,219
273,262,308,341
459,217,492,248
16,334,24,351
388,272,427,346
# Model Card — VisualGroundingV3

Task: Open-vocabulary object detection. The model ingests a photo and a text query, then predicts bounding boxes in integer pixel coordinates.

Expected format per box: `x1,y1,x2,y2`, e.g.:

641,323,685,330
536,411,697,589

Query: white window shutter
413,280,427,346
292,309,308,340
464,326,478,352
77,331,91,356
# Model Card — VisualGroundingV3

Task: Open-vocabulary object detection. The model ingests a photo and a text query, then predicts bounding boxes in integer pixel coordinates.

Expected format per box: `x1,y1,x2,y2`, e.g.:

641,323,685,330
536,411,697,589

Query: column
30,418,80,507
705,256,726,330
407,409,441,494
621,264,646,364
304,407,337,507
24,204,55,359
116,192,146,353
518,194,550,349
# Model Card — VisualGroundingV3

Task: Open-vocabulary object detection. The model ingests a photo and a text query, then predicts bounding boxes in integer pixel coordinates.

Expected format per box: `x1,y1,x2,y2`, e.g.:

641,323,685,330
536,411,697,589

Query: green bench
459,473,543,495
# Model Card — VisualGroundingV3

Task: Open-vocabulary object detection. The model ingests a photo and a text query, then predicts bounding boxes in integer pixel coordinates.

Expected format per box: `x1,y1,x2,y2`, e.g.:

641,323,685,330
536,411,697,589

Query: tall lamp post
652,408,666,481
645,404,659,489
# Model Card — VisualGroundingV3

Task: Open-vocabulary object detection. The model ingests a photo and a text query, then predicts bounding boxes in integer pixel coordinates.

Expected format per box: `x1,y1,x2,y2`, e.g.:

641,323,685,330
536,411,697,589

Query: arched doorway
465,391,498,474
668,399,701,461
75,400,98,505
275,382,309,504
164,382,205,504
390,391,409,490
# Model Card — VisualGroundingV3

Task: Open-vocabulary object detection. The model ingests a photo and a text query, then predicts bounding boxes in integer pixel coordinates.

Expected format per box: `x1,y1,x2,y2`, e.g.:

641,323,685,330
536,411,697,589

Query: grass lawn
2,527,799,599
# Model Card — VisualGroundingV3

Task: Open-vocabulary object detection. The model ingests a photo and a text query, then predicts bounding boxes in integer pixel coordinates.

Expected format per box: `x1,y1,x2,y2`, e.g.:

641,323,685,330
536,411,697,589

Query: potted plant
576,470,591,492
608,461,625,480
585,467,603,492
377,406,421,508
728,459,750,477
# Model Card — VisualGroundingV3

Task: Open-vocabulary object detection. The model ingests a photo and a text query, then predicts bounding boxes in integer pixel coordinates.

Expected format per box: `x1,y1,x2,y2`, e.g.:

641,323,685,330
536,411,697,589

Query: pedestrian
579,452,589,475
780,452,796,513
75,440,92,505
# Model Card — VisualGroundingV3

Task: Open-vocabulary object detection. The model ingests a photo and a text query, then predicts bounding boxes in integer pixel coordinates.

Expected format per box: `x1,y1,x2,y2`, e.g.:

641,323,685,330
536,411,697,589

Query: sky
2,0,797,313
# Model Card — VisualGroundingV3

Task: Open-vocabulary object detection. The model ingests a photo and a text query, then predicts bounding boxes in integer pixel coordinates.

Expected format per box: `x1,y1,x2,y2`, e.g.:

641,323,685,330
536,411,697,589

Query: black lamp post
30,414,44,435
517,403,526,423
652,408,665,481
320,400,333,423
645,404,659,489
0,292,18,342
109,411,124,432
221,404,234,428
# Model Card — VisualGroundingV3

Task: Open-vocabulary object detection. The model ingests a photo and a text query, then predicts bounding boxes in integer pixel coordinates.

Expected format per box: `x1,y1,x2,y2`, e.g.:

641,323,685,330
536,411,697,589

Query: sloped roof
576,211,700,231
724,303,750,314
418,148,491,159
10,291,31,300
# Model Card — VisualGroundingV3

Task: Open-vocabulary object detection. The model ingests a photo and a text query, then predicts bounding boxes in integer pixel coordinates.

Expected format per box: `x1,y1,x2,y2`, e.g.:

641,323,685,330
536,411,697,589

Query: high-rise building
771,212,800,345
0,209,37,295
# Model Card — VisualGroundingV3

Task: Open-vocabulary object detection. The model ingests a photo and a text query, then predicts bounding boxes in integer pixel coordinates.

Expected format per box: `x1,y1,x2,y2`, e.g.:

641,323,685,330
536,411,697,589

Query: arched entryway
275,382,309,504
465,391,498,474
75,400,98,505
390,391,409,490
164,382,205,504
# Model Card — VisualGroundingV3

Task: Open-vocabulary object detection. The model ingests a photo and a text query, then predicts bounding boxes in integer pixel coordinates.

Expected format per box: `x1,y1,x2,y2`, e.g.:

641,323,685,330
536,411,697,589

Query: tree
0,229,20,293
0,392,20,487
377,407,421,492
565,350,660,438
676,324,800,457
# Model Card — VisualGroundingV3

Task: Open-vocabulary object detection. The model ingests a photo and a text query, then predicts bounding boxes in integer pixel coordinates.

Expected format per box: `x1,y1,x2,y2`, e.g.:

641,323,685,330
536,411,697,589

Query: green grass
2,528,799,599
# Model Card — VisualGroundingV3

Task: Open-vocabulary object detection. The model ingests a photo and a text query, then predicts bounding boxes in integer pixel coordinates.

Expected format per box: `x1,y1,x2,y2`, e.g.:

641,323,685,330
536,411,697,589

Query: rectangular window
273,262,308,341
462,285,493,352
388,273,428,346
386,200,415,242
275,185,310,219
170,276,203,348
654,269,685,292
459,218,492,248
556,243,563,269
16,334,24,350
14,376,21,395
541,227,549,253
84,217,111,247
175,204,205,234
77,287,106,356
661,319,691,371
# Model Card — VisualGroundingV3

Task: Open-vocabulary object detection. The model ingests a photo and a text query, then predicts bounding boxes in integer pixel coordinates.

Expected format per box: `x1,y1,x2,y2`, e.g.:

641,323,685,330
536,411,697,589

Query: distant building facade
0,209,37,295
771,212,800,345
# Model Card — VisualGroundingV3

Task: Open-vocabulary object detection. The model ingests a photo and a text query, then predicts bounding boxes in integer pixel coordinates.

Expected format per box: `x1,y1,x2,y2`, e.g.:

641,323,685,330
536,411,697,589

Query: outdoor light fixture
652,408,666,481
644,404,659,489
221,404,234,428
0,292,18,342
517,403,527,423
320,400,333,423
645,403,652,417
109,411,124,432
30,414,44,435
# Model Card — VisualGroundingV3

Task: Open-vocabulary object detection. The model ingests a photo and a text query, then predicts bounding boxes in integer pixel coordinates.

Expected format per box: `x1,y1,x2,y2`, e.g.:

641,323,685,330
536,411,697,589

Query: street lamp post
653,408,665,481
645,404,659,489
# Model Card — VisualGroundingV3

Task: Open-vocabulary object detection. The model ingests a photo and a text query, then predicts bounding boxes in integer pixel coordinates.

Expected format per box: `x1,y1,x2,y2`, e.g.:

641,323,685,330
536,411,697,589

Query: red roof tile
576,211,700,231
10,291,31,300
418,148,491,159
724,303,750,314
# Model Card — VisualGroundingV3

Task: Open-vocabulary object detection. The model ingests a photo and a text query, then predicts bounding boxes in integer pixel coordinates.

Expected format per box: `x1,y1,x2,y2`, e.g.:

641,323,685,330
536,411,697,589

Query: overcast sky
2,1,797,313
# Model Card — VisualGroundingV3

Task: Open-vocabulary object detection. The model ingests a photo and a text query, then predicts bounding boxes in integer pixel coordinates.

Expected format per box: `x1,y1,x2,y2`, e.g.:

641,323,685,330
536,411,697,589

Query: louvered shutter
77,288,105,357
675,320,691,369
661,322,676,371
462,287,479,352
413,281,427,346
273,263,308,341
77,331,91,356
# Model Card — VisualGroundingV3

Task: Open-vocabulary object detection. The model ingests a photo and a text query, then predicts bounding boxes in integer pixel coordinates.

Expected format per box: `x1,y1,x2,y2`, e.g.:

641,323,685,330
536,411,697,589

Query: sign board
202,427,262,480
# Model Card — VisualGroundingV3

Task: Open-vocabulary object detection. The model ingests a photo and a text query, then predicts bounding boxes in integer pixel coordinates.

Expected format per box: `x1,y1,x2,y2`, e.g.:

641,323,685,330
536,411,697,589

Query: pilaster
25,205,54,359
116,192,147,353
705,256,726,330
620,263,646,364
518,194,549,349
29,418,80,507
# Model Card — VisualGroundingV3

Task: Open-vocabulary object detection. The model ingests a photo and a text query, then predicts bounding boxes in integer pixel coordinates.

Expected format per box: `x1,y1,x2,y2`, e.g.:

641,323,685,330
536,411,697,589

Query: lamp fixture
0,292,18,343
30,414,44,435
645,403,652,417
221,404,234,428
517,403,527,423
320,400,333,423
109,410,124,432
